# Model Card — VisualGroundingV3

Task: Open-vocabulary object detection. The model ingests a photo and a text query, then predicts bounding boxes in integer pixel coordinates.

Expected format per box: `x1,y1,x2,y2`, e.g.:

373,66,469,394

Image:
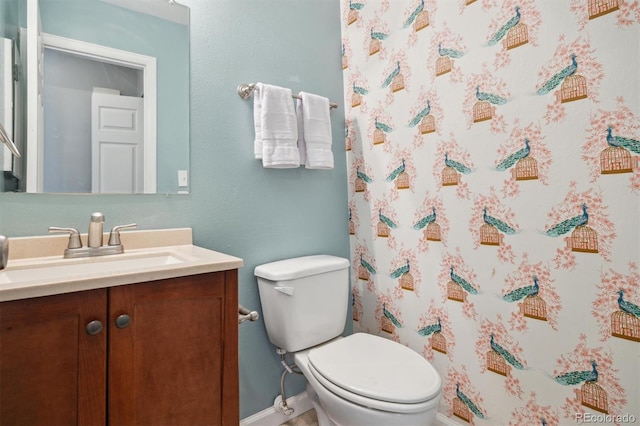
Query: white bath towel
296,92,333,170
253,83,300,168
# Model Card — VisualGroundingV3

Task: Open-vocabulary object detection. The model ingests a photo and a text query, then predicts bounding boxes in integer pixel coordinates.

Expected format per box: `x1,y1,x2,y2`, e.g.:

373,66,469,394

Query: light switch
178,170,188,187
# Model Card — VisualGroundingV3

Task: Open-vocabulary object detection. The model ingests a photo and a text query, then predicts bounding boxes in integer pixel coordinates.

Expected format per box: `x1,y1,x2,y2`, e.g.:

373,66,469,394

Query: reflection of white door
1,37,13,172
26,0,44,192
91,91,144,193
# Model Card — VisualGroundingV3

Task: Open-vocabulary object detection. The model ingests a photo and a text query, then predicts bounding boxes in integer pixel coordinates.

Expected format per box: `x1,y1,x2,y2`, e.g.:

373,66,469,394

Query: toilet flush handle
274,286,294,296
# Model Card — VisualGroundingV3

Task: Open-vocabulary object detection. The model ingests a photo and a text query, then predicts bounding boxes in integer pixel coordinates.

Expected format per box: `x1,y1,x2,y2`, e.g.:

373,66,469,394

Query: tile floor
280,408,319,426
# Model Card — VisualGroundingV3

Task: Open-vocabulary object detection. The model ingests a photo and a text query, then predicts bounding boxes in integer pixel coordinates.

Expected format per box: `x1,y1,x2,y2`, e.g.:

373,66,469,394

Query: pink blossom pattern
593,263,640,342
581,97,640,192
439,249,480,319
552,334,626,423
372,197,399,250
495,120,551,198
487,1,542,69
470,190,519,263
444,366,487,425
419,305,455,362
390,248,422,297
458,0,498,13
508,392,560,426
414,193,449,253
354,243,377,293
536,35,604,124
350,158,374,202
403,0,438,47
544,182,615,269
381,52,411,105
463,64,510,133
346,69,370,114
376,292,403,342
428,25,467,84
502,254,561,331
348,200,359,236
408,88,443,148
386,148,417,200
434,134,475,199
475,316,527,397
570,0,640,30
363,12,391,61
368,104,395,152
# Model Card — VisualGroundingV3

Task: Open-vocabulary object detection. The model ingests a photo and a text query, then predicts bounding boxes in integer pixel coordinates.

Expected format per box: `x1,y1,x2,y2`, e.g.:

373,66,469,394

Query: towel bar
237,83,338,109
238,304,259,324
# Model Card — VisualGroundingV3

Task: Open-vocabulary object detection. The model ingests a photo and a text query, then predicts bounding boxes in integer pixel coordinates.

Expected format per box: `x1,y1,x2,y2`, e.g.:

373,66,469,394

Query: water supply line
276,349,303,416
0,122,20,158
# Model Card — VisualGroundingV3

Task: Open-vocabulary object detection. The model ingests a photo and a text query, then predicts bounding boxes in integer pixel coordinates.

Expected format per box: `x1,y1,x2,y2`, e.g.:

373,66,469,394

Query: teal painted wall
0,0,348,419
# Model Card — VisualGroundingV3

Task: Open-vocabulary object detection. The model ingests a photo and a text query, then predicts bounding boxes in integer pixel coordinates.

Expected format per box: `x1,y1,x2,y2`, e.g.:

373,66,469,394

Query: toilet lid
307,333,441,404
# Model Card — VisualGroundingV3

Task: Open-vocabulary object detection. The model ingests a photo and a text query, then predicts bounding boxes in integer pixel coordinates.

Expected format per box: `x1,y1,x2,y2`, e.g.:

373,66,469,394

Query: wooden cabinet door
0,289,107,426
108,271,238,426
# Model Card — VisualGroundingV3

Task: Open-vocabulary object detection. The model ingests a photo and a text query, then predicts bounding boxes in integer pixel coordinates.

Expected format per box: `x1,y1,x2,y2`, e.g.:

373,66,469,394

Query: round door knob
85,320,103,335
115,314,131,329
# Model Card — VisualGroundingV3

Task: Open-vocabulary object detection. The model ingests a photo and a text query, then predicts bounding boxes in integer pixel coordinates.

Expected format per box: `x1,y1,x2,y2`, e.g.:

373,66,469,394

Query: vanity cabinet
0,270,239,426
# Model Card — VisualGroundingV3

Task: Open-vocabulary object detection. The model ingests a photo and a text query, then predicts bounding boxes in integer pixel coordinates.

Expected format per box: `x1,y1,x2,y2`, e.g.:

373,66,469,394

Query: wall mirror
0,0,190,194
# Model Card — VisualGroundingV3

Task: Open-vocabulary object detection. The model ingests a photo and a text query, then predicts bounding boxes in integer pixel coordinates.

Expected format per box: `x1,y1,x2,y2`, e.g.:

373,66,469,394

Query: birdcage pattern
373,128,386,145
358,264,370,281
348,9,358,25
431,332,447,354
391,74,405,92
487,349,511,376
425,222,442,241
414,11,429,32
581,382,609,414
377,220,390,237
466,0,477,4
351,92,362,108
342,54,348,70
396,172,410,189
369,39,381,56
436,56,452,76
569,226,599,253
512,157,539,181
381,315,395,333
420,114,436,134
600,146,635,174
473,101,493,122
442,166,460,186
355,177,367,192
345,136,352,151
349,219,355,235
400,272,414,291
559,75,588,103
353,306,360,322
588,0,619,19
522,295,548,321
447,280,467,302
480,224,502,246
453,397,472,422
504,23,528,50
611,311,640,342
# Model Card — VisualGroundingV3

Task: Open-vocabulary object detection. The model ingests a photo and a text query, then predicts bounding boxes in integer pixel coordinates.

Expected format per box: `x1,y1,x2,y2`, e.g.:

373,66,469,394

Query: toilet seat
306,333,441,413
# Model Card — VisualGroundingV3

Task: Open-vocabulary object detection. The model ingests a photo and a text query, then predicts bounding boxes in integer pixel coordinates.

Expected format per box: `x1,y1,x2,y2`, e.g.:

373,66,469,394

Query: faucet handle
108,223,137,246
49,227,83,249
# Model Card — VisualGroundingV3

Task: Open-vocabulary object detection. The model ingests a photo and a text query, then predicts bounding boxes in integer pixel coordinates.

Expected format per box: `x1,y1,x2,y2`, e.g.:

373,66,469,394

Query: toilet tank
255,255,350,353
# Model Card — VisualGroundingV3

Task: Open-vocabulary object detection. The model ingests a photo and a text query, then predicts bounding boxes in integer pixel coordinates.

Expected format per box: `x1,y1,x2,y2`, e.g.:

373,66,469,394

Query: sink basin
0,251,190,285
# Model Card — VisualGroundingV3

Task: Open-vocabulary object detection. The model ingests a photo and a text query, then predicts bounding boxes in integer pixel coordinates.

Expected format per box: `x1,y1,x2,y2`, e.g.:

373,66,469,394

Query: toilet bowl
293,333,442,426
254,255,443,426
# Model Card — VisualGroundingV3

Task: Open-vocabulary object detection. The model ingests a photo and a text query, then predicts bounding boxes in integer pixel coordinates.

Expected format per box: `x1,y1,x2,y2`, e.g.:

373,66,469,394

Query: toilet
255,255,442,426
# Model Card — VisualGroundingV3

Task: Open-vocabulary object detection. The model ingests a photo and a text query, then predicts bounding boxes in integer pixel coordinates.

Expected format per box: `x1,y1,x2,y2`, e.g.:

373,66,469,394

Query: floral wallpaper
341,0,639,424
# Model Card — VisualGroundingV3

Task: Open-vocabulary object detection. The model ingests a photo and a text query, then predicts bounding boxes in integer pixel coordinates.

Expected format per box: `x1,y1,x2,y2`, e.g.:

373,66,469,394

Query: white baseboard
240,392,313,426
240,393,463,426
434,413,465,426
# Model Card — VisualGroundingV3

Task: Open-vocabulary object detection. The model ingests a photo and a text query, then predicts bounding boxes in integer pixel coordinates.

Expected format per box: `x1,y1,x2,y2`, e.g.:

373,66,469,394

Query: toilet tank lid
254,255,350,281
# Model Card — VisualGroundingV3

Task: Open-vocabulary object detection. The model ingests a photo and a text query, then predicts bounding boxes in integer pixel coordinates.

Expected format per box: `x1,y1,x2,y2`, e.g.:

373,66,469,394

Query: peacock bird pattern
490,333,525,370
487,6,521,46
536,54,578,95
553,360,598,386
456,383,485,419
606,127,640,154
495,138,531,171
341,0,638,422
545,204,588,237
383,303,403,328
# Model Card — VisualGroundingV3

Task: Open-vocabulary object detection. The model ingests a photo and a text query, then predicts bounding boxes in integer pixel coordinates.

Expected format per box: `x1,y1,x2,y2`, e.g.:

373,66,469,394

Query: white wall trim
434,413,465,426
240,392,313,426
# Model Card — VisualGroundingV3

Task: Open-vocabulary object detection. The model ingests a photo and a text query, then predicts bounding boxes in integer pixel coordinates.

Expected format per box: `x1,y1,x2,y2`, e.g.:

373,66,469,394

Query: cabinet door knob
86,320,103,335
115,314,131,329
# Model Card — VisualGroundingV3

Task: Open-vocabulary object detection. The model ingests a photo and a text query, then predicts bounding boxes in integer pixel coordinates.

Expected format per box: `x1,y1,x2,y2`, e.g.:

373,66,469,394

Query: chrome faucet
50,212,136,259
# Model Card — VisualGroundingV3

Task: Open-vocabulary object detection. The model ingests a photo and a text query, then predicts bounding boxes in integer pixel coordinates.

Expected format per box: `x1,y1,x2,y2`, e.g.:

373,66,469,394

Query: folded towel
297,92,333,170
253,83,300,168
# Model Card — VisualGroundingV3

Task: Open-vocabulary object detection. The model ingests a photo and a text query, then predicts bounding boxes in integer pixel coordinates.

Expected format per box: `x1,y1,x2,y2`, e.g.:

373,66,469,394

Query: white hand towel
297,92,333,170
253,83,264,159
257,84,300,168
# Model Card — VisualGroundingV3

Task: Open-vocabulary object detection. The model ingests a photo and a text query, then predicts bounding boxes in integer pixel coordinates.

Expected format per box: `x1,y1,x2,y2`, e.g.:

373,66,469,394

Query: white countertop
0,228,243,302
